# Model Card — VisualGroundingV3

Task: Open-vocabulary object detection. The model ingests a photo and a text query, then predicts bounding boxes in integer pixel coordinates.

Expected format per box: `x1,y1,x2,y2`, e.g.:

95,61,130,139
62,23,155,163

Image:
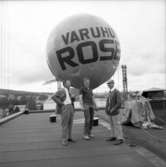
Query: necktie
67,88,72,100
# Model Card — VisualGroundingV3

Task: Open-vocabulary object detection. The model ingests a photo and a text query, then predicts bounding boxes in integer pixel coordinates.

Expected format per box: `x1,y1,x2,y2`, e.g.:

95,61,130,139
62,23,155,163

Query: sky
0,0,166,93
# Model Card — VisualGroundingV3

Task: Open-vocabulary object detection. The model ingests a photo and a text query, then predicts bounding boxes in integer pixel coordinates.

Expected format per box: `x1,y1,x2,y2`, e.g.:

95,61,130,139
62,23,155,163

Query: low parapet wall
0,111,24,125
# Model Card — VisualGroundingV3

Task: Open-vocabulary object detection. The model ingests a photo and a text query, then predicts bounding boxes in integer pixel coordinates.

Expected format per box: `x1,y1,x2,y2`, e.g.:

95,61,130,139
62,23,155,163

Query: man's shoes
113,139,124,145
105,137,116,141
62,140,68,146
89,134,95,138
68,138,76,143
128,143,136,147
83,135,91,140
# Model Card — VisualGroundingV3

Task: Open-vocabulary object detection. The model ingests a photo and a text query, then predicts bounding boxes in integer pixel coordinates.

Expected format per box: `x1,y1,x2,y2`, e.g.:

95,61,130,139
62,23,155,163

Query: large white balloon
47,14,120,89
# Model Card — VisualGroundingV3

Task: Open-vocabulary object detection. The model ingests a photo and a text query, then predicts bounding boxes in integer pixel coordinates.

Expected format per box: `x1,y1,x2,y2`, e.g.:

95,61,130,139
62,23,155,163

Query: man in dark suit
105,79,124,145
80,78,97,140
52,80,75,146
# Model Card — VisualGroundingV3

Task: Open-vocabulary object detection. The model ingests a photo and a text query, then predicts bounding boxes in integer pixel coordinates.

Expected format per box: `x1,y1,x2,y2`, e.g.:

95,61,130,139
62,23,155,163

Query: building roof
143,88,166,92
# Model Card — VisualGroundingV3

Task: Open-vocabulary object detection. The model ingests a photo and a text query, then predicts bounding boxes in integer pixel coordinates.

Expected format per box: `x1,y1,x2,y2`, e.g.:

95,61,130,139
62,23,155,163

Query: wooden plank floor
0,112,161,167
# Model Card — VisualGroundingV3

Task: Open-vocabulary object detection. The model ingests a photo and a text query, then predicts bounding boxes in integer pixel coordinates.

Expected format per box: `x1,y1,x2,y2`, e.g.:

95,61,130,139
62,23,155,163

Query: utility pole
121,65,128,99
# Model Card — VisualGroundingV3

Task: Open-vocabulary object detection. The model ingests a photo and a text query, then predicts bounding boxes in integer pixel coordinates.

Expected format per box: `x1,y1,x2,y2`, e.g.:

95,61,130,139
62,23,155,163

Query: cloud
126,50,165,76
6,27,53,84
127,72,166,91
1,0,165,92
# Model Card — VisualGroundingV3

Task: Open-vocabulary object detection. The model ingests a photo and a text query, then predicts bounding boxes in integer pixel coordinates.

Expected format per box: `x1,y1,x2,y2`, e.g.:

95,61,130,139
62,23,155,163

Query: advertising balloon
47,14,120,89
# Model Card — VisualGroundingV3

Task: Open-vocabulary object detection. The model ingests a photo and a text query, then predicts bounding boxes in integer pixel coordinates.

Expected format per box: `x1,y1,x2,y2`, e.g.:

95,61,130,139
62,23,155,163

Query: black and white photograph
0,0,166,166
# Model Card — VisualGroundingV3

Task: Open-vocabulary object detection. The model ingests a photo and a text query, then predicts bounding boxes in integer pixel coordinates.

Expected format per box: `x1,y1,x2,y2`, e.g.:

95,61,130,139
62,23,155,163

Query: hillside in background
0,88,53,109
0,88,52,97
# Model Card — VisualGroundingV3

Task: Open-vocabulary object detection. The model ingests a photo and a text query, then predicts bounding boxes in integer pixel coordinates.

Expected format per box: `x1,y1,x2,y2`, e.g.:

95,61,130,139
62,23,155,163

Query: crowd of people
52,78,124,146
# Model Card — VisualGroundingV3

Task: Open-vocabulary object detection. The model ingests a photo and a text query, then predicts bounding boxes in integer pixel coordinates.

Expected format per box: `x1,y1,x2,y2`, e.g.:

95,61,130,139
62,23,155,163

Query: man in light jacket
105,79,124,145
52,80,75,146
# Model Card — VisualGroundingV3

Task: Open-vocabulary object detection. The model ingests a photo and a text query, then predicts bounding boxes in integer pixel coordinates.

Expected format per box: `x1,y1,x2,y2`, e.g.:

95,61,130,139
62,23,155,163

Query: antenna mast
121,65,128,99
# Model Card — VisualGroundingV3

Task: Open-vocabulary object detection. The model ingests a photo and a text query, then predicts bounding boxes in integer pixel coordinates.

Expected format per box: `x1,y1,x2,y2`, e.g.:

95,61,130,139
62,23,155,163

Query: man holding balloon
80,78,97,140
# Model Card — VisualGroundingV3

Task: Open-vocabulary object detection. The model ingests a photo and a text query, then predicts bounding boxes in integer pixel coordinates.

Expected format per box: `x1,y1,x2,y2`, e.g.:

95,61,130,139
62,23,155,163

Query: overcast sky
0,0,165,93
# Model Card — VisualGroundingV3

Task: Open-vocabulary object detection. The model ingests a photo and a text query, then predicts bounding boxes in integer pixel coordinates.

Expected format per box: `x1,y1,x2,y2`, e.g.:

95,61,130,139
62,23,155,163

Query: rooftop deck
0,112,166,167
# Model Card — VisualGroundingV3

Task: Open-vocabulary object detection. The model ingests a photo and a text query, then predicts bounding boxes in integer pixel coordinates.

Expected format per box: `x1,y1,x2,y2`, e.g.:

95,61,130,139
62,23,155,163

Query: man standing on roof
105,79,124,145
80,78,97,140
52,80,75,146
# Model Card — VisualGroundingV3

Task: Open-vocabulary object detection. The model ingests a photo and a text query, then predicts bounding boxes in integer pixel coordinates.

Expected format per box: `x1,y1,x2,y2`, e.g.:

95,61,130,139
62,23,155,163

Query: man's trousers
61,104,74,142
109,113,124,140
83,104,94,136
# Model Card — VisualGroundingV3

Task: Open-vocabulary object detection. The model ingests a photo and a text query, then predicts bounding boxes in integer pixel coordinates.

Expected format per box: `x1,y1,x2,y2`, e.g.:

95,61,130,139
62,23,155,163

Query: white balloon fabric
47,14,120,89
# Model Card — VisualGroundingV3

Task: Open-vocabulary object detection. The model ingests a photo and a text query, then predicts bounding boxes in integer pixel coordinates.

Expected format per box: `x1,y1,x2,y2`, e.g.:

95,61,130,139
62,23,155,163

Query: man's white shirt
111,87,116,92
64,87,72,105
